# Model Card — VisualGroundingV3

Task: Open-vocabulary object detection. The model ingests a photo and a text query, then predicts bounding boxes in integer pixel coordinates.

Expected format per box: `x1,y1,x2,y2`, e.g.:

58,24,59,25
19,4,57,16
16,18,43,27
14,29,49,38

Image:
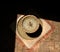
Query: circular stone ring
16,15,43,40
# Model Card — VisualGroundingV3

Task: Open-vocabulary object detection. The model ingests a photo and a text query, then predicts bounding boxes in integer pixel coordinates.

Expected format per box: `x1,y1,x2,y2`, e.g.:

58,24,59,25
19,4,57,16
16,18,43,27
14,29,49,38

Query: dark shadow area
0,4,16,52
17,7,60,22
27,24,42,38
1,15,16,52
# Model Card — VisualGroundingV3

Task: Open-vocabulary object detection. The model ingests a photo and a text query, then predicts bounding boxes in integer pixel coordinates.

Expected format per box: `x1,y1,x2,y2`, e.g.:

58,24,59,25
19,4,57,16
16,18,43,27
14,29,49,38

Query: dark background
0,2,60,52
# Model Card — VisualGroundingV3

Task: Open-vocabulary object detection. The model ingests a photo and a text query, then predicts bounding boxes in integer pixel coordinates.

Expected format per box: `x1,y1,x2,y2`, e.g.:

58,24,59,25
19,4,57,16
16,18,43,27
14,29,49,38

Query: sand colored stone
15,15,60,52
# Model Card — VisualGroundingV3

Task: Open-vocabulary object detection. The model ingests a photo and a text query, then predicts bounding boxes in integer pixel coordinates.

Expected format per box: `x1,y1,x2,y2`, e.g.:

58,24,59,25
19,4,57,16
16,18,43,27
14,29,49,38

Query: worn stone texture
15,20,60,52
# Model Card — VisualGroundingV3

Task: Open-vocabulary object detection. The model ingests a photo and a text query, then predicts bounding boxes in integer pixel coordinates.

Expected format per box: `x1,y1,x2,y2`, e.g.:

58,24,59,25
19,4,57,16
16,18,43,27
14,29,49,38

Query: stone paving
15,20,60,52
